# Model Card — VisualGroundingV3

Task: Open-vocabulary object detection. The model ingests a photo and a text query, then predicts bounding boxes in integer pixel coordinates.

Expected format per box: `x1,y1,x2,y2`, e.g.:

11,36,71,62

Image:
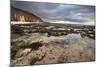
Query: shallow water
54,33,95,46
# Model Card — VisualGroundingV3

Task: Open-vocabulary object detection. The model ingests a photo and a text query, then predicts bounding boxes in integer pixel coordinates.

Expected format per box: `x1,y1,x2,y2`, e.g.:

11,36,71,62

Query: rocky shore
11,23,95,66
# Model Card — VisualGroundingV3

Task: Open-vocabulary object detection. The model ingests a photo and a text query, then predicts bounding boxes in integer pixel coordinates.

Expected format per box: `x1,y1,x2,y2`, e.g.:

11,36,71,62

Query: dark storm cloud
11,1,95,25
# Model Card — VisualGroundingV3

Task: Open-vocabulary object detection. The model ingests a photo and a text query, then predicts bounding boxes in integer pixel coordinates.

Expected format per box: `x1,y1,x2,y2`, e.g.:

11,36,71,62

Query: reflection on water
54,33,95,46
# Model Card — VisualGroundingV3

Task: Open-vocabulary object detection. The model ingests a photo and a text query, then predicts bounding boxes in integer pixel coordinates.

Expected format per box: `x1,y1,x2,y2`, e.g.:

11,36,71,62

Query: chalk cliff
11,6,43,23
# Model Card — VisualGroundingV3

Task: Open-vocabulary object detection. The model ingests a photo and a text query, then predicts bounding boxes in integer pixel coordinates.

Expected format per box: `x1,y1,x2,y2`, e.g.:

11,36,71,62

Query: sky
11,0,95,25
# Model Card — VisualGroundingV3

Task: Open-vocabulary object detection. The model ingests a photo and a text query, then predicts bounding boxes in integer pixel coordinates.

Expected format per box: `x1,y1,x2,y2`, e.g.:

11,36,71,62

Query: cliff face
11,6,43,22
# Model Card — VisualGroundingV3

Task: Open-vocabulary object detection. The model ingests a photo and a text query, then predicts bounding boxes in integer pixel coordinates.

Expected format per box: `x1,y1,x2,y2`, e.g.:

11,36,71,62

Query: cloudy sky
11,1,95,25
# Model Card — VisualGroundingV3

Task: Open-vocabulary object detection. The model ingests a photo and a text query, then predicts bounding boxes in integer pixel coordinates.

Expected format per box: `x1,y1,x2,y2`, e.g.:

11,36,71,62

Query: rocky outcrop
11,32,95,66
11,6,43,23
